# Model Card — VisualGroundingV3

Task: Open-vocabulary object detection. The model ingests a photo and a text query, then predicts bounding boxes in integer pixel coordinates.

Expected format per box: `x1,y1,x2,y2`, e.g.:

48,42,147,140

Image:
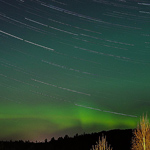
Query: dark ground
0,129,133,150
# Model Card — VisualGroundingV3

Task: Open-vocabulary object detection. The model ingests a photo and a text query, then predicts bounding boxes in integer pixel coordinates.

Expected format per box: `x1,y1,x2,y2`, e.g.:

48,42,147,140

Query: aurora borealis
0,0,150,142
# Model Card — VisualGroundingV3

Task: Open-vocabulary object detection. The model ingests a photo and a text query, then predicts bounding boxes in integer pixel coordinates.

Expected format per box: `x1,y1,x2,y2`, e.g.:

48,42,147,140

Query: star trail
0,0,150,141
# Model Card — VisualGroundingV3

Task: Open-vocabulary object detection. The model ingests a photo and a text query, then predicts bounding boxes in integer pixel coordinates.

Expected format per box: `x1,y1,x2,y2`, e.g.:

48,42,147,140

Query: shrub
91,135,113,150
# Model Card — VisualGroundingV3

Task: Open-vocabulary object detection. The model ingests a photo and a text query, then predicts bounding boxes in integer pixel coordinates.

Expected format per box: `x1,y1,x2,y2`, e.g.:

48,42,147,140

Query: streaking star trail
0,0,150,142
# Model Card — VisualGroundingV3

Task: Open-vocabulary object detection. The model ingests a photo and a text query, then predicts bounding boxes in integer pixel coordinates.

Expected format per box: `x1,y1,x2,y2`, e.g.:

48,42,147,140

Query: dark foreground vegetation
0,129,133,150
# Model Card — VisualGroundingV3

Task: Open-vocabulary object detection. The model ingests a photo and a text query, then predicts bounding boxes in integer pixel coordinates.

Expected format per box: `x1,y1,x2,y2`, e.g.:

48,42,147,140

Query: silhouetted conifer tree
50,137,55,142
45,139,47,143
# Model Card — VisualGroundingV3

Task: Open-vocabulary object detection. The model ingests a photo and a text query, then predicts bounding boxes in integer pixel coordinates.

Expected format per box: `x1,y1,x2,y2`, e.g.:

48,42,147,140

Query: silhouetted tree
74,133,78,138
45,139,47,143
58,137,63,141
64,135,69,139
25,140,30,143
132,114,150,150
50,137,55,142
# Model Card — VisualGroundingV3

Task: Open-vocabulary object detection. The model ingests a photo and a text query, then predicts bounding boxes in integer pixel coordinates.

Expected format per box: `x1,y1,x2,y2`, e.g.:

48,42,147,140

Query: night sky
0,0,150,142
